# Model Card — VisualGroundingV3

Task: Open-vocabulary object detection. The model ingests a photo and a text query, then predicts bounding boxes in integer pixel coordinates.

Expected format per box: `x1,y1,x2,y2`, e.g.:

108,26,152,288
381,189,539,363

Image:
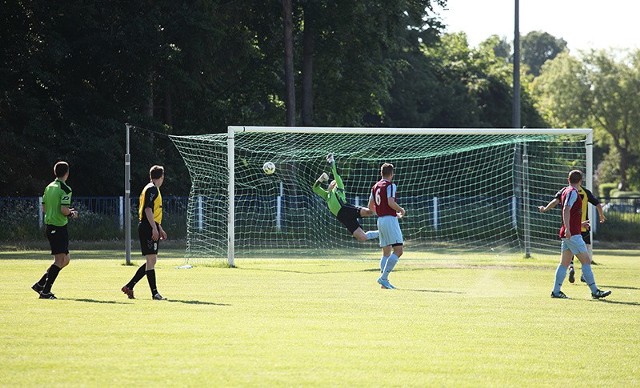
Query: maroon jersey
371,179,397,217
559,186,582,238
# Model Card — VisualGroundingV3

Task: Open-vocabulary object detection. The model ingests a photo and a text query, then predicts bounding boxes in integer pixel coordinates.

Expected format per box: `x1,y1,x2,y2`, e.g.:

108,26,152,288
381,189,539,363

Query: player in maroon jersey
368,163,405,289
550,170,610,299
538,184,606,282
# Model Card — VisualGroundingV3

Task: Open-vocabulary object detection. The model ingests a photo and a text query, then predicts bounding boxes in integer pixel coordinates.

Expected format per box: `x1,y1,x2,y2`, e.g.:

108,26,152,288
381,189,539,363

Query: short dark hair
149,165,164,180
381,163,394,178
568,169,582,184
54,161,69,178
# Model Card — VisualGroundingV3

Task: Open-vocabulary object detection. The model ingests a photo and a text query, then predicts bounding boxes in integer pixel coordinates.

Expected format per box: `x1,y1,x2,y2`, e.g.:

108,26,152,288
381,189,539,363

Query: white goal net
170,127,593,265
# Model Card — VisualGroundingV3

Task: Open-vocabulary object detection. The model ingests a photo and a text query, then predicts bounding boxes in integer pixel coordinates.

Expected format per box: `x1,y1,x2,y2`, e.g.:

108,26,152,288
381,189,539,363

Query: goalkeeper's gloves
318,172,329,183
326,153,335,165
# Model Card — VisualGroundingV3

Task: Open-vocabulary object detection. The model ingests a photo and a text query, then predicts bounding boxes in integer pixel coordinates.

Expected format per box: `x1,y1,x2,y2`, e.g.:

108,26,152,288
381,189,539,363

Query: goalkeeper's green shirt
42,179,73,227
312,162,346,217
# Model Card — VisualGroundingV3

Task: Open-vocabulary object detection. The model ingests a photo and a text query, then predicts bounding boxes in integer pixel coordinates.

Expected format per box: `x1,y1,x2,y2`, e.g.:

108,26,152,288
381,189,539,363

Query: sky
439,0,640,52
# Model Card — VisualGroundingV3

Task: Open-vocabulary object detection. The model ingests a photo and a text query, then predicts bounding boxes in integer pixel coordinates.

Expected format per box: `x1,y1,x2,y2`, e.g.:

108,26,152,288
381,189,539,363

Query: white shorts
377,216,403,247
561,235,588,255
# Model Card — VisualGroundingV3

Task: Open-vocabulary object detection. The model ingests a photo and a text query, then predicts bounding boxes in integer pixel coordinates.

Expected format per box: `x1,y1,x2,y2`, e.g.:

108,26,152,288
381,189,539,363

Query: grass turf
0,249,638,386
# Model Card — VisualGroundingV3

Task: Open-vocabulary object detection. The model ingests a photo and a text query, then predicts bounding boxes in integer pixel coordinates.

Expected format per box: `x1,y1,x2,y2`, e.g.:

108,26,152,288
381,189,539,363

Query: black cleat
592,289,611,299
152,293,166,300
121,286,135,299
32,283,44,295
39,292,57,299
580,275,586,283
551,291,569,299
568,267,575,283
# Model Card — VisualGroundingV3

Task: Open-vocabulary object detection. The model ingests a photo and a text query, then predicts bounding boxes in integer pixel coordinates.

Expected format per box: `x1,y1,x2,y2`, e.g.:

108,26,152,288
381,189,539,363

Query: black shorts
336,204,363,234
581,231,591,245
46,224,69,255
139,221,160,255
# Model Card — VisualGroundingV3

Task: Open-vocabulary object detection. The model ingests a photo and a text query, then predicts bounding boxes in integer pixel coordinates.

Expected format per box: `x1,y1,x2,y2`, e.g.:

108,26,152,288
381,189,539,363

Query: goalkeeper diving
312,154,379,241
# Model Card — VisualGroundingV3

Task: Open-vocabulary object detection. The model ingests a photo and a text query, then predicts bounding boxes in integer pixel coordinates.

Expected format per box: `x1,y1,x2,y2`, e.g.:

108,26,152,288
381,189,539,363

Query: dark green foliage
0,1,285,196
0,196,187,241
3,0,546,199
521,31,567,77
0,199,42,241
383,33,546,128
595,212,640,242
598,183,618,200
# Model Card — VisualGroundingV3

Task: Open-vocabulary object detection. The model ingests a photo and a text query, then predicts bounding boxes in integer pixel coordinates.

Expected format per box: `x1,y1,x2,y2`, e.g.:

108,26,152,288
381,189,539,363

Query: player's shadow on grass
165,299,230,306
63,298,130,305
62,298,229,306
597,299,640,307
364,267,446,273
247,268,373,275
402,289,465,294
600,285,640,291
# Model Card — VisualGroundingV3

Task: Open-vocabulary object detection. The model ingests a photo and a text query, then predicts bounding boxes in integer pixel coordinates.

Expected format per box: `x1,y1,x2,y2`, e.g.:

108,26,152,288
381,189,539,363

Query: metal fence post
38,196,43,228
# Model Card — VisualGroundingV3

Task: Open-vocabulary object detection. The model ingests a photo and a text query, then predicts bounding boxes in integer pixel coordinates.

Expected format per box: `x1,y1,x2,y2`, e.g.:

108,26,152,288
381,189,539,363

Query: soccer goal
170,127,593,266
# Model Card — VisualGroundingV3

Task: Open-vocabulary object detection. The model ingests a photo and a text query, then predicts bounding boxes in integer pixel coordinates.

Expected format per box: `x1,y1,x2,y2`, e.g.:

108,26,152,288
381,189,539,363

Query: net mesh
169,130,588,262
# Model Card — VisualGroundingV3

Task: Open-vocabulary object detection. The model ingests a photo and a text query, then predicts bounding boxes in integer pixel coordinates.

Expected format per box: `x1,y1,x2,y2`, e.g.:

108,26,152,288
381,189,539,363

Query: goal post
170,127,593,265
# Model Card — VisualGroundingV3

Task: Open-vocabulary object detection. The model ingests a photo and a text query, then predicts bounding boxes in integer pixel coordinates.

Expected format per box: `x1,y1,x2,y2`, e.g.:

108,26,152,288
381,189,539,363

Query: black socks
127,264,159,296
146,269,157,295
36,272,48,288
42,264,61,294
126,264,147,289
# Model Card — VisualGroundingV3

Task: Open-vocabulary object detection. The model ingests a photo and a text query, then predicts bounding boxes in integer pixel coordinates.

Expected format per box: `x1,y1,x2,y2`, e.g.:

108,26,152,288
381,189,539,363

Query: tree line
1,1,638,196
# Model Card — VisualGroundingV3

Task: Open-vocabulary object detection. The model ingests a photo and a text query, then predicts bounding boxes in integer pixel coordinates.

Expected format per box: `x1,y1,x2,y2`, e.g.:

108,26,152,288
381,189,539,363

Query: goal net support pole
586,131,594,242
124,123,132,265
227,127,236,267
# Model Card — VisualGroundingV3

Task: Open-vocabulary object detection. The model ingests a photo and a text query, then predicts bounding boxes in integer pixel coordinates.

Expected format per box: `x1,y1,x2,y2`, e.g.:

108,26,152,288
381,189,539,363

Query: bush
67,211,122,240
0,208,187,242
611,190,640,198
0,199,42,241
595,212,640,242
598,183,619,200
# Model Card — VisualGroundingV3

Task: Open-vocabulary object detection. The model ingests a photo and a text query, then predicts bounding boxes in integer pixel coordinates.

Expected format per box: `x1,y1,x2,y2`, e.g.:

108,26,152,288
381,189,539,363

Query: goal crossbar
229,126,593,136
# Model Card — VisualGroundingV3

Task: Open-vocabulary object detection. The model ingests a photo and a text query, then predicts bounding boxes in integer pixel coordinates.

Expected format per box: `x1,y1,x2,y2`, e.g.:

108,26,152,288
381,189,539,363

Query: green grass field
0,249,638,386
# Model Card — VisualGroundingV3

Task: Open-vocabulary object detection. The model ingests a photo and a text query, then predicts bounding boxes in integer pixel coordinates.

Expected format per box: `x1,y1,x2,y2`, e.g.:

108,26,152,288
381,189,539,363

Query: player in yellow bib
122,165,168,300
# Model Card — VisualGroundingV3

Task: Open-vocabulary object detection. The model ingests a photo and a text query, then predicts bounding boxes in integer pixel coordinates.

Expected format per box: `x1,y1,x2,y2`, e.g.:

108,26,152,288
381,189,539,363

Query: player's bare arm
538,198,559,213
159,224,167,240
596,203,606,223
388,197,406,217
145,207,159,241
62,205,78,219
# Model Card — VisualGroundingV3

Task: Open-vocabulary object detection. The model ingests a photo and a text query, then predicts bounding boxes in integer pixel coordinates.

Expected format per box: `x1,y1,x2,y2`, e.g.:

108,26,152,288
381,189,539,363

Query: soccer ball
263,161,276,175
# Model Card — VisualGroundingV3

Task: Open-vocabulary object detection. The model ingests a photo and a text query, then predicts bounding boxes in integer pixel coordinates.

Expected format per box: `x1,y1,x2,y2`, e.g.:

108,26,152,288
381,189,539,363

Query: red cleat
121,286,135,299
